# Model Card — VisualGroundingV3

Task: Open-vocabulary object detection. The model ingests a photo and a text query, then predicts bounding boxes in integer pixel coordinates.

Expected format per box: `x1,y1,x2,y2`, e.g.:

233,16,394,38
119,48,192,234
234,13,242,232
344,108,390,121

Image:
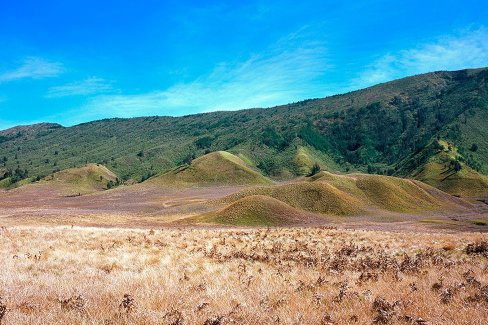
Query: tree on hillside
307,162,321,177
195,136,213,149
182,152,196,165
107,180,115,189
450,159,462,172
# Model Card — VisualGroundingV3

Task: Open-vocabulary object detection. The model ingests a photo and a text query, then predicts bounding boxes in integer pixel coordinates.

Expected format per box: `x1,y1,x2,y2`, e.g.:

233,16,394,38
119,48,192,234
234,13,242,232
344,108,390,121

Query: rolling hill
39,163,118,196
0,68,487,196
410,141,488,197
147,151,271,187
186,171,472,226
218,172,469,215
194,195,317,226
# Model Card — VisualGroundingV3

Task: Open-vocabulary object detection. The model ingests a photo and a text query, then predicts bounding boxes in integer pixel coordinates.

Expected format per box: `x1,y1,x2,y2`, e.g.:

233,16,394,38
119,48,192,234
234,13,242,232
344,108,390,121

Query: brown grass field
0,175,488,324
1,226,488,324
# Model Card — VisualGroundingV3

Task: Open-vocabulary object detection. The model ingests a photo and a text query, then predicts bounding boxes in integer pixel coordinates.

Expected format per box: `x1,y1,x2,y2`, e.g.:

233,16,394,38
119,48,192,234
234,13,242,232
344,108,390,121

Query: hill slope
147,151,271,187
215,172,470,220
194,195,317,226
0,68,487,192
39,164,117,195
410,141,488,197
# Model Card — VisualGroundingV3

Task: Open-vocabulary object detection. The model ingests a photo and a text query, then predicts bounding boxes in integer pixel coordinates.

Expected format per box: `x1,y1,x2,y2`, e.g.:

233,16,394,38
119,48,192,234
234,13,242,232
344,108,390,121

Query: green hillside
0,68,487,194
13,164,119,196
148,151,271,187
410,140,488,197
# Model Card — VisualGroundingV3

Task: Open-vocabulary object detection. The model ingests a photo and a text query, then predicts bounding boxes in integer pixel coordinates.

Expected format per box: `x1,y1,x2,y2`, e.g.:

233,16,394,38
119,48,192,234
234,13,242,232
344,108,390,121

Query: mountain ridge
0,67,487,197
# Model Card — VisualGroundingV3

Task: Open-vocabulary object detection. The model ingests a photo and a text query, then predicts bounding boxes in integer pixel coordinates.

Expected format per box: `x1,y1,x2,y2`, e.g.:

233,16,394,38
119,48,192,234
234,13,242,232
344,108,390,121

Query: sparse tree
307,162,321,177
182,152,196,165
107,180,115,189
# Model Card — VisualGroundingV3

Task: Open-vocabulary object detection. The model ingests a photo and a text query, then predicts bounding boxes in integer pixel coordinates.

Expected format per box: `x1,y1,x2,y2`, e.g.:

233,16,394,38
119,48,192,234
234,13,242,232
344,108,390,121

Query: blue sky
0,0,487,130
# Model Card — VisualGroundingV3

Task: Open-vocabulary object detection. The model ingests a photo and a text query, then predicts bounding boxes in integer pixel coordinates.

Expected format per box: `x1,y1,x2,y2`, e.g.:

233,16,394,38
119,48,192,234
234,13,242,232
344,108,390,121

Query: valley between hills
1,68,488,324
0,68,487,229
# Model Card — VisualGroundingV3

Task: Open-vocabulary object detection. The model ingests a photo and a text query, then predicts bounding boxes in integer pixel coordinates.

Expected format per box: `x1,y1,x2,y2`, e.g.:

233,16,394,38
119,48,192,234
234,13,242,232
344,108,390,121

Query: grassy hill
216,172,469,218
147,151,271,187
38,163,117,195
410,141,488,197
187,171,471,226
194,195,316,226
0,68,487,194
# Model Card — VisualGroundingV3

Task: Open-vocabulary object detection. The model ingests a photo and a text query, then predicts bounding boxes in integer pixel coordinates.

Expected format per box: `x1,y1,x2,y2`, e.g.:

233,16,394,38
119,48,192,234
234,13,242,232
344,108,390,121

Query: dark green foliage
298,126,329,152
107,180,115,189
195,136,213,149
3,166,29,184
257,157,280,176
262,127,286,149
182,152,196,165
307,162,321,177
451,159,462,172
0,68,487,185
470,143,478,152
140,171,156,183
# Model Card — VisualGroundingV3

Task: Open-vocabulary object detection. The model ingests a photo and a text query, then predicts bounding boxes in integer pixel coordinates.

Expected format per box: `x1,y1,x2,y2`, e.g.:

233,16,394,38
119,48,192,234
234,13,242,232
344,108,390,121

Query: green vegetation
307,162,321,177
38,163,118,195
470,219,488,226
419,219,462,226
148,151,271,187
410,140,488,197
0,68,487,196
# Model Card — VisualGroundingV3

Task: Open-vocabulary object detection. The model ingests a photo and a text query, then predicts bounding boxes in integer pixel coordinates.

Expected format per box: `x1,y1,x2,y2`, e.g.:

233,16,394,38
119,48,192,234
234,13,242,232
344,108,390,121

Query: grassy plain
1,226,488,324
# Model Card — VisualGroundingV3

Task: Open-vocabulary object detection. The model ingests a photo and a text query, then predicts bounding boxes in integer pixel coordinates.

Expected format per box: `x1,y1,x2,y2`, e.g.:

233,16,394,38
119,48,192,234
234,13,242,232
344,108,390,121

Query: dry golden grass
214,172,470,224
1,226,487,324
195,195,318,226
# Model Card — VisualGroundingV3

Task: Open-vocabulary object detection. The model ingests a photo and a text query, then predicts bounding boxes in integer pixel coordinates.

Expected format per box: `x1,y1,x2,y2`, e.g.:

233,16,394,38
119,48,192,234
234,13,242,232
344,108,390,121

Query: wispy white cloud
0,57,64,83
46,77,114,98
71,31,330,122
352,28,488,89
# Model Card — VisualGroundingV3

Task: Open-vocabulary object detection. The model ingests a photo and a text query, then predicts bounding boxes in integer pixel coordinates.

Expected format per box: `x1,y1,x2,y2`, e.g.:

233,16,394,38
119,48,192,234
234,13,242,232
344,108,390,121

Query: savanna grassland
1,226,488,324
0,67,487,325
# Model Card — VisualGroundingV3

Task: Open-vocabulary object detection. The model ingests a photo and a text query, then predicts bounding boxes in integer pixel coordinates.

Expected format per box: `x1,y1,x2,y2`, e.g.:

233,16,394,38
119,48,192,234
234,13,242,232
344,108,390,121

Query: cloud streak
46,77,114,98
0,57,64,83
352,28,488,89
71,32,330,122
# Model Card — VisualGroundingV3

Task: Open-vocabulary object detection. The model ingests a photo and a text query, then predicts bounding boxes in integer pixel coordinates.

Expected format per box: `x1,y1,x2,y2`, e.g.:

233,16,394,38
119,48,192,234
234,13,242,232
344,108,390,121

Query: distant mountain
0,68,487,196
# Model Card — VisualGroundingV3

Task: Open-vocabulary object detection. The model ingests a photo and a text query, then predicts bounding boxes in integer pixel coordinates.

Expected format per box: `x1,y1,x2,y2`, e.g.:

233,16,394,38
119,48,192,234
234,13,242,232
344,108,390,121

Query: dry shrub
465,241,488,256
0,297,6,324
1,226,487,324
204,315,224,325
59,295,85,311
372,297,401,324
119,294,135,313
